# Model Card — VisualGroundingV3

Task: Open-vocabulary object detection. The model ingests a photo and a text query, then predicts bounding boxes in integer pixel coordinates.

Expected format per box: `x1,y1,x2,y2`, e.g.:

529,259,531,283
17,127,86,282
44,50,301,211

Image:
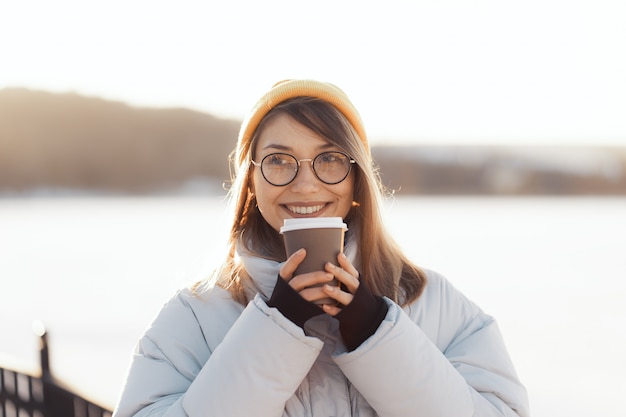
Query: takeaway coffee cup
280,217,348,304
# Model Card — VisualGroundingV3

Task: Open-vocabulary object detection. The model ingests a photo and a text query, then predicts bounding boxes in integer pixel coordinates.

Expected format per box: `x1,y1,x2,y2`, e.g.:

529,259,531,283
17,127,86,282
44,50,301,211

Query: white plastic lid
280,217,348,233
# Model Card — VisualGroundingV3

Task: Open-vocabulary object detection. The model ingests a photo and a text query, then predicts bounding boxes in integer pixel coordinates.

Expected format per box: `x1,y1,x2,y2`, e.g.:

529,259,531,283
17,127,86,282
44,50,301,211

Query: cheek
249,167,260,193
250,169,266,199
251,173,275,211
338,176,356,215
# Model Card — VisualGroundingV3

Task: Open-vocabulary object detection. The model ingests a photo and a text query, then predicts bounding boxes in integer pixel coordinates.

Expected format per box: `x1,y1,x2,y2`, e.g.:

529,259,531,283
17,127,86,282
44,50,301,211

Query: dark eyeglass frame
251,151,356,186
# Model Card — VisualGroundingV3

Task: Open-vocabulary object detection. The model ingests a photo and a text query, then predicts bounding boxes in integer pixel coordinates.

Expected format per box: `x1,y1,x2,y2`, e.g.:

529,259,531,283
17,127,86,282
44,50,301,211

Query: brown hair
214,97,427,305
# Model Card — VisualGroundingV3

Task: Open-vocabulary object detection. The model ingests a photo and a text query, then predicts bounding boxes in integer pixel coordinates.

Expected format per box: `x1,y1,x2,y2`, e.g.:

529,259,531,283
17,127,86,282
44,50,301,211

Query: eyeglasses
251,151,356,186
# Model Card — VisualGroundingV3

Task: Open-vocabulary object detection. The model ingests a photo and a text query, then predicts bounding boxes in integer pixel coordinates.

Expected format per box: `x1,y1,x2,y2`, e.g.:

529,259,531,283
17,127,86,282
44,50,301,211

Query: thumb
279,248,306,280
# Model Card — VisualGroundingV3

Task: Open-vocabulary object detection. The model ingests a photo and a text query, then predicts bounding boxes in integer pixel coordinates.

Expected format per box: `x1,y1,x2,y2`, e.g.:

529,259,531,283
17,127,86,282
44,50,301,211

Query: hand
279,250,360,312
321,252,360,316
279,249,335,305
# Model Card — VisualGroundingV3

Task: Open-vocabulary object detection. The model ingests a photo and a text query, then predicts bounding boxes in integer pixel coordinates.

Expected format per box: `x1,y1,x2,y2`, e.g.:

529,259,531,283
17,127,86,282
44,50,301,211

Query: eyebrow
260,142,336,152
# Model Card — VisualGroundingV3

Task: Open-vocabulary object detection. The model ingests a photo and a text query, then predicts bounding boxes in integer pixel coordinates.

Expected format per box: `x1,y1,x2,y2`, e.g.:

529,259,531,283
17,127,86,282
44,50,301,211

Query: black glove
334,278,388,352
267,274,324,328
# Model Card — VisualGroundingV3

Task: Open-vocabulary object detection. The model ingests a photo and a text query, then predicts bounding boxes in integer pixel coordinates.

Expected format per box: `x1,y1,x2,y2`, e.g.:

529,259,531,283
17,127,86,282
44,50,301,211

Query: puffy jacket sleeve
113,290,324,417
334,270,529,417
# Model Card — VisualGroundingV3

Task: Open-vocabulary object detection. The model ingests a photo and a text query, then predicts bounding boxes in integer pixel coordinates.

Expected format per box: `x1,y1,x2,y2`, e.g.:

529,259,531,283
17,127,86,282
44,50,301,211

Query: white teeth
287,204,325,214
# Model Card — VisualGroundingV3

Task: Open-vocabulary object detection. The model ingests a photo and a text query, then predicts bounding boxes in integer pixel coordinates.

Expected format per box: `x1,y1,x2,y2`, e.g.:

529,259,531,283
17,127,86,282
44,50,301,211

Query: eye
265,153,293,166
318,152,347,165
319,153,337,163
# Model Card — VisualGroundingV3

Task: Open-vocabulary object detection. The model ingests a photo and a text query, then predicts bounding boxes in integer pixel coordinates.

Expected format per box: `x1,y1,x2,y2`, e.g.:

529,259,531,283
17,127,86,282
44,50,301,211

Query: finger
322,303,342,316
279,248,306,280
298,285,332,303
326,262,359,294
289,272,334,292
322,283,354,307
337,252,359,277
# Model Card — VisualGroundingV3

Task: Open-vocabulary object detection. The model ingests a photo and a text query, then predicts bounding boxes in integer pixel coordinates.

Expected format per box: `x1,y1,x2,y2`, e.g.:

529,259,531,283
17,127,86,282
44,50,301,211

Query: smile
286,204,326,215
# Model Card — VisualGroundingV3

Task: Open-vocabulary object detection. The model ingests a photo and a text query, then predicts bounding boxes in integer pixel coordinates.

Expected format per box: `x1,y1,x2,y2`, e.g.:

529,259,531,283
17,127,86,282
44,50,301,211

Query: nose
290,159,320,192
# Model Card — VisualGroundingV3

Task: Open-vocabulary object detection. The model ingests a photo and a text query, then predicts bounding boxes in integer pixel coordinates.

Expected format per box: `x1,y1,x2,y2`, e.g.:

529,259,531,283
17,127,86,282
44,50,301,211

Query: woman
113,80,529,417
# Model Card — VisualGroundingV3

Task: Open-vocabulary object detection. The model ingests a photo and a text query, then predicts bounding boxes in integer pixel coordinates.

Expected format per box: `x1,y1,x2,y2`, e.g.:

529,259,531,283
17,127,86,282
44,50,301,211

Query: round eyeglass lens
313,152,352,184
261,153,298,186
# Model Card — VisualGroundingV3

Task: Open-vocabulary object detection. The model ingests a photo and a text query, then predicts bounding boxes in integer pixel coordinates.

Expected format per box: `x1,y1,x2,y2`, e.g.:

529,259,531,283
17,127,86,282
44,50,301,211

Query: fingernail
325,273,333,280
296,248,305,255
340,253,347,259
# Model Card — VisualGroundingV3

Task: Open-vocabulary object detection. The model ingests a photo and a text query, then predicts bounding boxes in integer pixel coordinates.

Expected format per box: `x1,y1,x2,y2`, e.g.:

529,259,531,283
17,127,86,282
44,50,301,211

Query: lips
286,204,326,215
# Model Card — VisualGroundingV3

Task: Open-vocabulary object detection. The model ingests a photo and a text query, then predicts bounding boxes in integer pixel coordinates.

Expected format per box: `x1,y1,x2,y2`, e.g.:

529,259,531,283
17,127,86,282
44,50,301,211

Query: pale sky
1,0,625,145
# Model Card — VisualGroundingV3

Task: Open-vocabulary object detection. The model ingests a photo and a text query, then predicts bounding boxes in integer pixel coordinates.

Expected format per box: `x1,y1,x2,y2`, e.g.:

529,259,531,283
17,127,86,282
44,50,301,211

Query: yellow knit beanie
237,80,368,155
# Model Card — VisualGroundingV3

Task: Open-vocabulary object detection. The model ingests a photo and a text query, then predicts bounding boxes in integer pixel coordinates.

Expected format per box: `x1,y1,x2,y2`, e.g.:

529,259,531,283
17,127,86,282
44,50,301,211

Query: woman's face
251,113,355,232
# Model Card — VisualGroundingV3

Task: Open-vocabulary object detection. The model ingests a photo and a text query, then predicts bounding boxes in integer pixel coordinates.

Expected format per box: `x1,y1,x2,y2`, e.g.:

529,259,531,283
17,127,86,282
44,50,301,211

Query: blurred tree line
0,89,237,193
1,88,625,196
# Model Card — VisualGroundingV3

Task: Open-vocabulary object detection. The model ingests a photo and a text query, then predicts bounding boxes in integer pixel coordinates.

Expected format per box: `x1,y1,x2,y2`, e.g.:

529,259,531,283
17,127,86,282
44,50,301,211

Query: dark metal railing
0,327,113,417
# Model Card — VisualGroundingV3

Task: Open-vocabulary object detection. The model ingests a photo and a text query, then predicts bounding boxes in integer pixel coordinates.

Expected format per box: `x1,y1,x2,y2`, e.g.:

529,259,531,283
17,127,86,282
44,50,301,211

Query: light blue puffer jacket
113,269,529,417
